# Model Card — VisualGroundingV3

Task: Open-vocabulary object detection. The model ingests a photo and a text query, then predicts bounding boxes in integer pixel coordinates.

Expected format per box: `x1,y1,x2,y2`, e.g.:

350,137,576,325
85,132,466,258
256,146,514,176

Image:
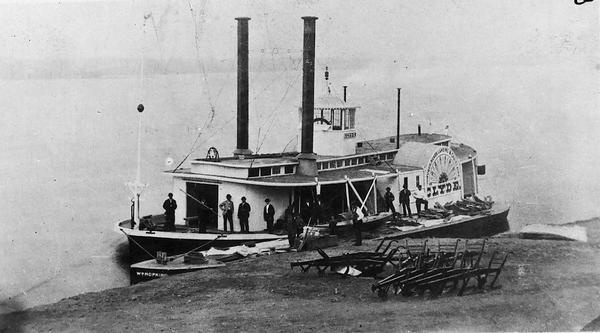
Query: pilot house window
344,108,355,129
332,109,342,130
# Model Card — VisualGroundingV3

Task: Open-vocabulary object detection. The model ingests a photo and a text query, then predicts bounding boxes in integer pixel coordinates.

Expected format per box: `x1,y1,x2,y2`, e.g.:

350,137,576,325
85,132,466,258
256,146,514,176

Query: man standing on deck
413,185,429,216
300,198,312,225
312,195,324,225
399,184,412,218
352,202,364,246
219,194,234,233
238,196,251,233
162,193,177,231
263,198,275,233
384,187,396,215
285,208,298,247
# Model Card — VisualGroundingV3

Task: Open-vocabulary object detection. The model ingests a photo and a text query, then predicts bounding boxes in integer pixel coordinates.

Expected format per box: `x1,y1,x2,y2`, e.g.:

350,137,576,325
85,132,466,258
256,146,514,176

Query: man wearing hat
219,194,234,233
399,184,412,218
162,193,177,231
237,196,251,233
263,198,275,233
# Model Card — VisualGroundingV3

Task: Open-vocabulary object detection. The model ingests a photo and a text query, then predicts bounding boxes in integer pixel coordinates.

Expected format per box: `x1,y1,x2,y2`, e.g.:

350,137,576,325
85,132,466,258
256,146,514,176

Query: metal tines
371,238,509,299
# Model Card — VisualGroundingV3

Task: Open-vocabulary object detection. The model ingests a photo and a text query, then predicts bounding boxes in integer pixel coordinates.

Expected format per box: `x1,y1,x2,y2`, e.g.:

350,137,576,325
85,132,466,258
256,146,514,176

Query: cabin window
260,167,271,176
248,168,259,178
356,142,363,148
403,177,408,188
322,162,328,170
416,175,420,186
343,108,355,129
344,159,350,167
387,153,395,160
351,158,357,166
314,109,331,124
332,109,342,130
358,157,365,164
272,166,281,175
284,165,294,174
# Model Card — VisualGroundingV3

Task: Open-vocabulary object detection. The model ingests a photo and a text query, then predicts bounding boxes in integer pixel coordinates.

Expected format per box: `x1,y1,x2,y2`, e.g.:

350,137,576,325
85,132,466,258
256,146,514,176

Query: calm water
1,62,599,312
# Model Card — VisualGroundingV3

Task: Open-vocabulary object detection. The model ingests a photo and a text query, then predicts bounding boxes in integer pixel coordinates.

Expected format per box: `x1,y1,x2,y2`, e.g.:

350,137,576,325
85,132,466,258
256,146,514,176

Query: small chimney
233,17,253,157
418,124,421,136
296,16,318,176
343,85,347,102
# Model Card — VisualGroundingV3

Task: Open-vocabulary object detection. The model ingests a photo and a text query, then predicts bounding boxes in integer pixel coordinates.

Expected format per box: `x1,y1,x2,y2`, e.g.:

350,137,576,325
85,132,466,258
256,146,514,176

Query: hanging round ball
137,104,144,113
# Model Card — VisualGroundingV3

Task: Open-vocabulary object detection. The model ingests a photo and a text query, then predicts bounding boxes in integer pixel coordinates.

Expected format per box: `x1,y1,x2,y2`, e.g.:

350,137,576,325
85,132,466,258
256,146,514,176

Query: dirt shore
3,219,600,332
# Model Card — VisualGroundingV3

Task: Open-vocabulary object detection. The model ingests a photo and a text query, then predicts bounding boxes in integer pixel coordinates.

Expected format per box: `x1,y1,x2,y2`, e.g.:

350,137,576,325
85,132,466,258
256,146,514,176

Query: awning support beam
345,175,377,212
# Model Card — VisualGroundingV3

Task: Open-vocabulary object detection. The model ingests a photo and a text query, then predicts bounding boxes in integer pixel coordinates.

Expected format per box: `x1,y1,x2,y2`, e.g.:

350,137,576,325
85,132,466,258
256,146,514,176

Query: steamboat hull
383,206,510,240
118,221,283,263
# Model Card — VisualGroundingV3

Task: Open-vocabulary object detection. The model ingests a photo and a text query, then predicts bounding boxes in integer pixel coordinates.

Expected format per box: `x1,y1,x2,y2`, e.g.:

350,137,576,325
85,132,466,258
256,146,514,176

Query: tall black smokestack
233,17,252,157
297,16,318,176
343,86,347,102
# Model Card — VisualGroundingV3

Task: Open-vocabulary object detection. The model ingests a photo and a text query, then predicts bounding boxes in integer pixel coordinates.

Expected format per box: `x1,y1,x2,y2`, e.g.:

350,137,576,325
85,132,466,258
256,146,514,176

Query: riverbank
2,218,600,332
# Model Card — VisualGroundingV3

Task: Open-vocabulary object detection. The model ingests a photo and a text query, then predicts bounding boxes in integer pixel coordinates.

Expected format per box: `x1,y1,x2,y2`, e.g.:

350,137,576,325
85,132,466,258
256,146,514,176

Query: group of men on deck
161,193,276,234
383,184,429,218
217,194,278,234
163,183,428,235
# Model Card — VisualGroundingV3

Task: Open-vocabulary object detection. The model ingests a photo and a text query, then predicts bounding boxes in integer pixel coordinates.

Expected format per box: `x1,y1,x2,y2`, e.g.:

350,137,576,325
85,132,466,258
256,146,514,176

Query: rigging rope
172,0,221,172
355,129,398,173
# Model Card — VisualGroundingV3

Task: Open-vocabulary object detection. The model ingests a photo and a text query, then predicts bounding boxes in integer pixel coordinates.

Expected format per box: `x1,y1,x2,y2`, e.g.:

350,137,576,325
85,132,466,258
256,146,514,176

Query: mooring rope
168,234,226,261
119,229,157,260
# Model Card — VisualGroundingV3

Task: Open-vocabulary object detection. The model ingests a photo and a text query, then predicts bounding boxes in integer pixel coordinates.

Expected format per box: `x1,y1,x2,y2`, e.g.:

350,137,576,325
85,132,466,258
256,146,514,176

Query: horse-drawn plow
289,238,509,299
371,239,508,299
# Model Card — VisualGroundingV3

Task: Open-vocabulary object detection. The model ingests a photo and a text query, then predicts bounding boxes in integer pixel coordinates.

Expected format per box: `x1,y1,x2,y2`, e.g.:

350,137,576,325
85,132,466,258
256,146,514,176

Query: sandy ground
2,219,600,332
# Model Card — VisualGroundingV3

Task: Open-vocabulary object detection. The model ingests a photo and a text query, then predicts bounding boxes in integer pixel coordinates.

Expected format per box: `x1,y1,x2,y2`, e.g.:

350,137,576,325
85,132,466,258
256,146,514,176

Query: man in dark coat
300,198,312,225
399,184,412,218
384,187,396,215
285,208,299,247
312,195,324,225
162,193,177,231
263,198,275,233
238,196,251,233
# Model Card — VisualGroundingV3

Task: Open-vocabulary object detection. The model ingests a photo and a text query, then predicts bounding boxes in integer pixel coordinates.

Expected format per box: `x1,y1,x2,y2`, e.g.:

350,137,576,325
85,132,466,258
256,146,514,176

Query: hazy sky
0,0,596,70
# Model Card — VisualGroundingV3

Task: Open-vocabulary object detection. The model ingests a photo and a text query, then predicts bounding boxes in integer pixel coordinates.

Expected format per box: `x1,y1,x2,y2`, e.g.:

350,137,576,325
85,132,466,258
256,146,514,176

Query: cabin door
185,182,219,228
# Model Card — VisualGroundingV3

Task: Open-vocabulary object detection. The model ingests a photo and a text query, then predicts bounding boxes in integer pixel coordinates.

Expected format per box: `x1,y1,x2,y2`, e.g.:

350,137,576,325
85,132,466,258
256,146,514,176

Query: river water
1,61,599,312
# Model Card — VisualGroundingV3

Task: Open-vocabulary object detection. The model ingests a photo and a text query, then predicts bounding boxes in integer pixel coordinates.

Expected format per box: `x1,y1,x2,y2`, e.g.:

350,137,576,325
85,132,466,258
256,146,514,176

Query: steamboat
117,16,509,262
